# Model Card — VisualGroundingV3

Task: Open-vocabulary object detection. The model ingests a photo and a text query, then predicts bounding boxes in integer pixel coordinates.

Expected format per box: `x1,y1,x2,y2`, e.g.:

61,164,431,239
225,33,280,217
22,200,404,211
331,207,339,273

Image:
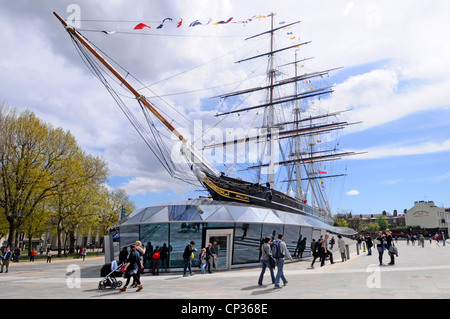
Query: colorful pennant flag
134,23,151,30
214,17,233,25
157,18,172,29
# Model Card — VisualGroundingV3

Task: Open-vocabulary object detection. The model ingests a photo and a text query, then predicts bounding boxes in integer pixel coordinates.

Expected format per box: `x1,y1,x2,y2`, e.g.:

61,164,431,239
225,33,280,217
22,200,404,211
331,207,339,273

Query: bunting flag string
95,13,277,34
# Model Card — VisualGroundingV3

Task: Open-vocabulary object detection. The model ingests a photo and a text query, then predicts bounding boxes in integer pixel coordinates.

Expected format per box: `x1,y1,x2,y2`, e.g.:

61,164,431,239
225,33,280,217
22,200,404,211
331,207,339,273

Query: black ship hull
202,173,334,225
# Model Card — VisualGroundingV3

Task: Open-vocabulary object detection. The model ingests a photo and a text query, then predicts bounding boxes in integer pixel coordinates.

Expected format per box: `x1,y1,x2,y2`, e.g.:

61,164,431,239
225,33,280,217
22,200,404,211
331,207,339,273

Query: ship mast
53,12,220,179
267,13,276,188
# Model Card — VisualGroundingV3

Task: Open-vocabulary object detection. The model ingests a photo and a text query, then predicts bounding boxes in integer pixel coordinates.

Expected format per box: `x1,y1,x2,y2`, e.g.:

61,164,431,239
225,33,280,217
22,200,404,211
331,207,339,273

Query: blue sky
1,0,450,216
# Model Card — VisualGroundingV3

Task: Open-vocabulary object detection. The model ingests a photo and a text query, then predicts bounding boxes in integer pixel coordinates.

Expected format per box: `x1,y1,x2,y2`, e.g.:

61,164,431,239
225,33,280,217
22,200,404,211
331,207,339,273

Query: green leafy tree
0,106,80,248
375,215,389,231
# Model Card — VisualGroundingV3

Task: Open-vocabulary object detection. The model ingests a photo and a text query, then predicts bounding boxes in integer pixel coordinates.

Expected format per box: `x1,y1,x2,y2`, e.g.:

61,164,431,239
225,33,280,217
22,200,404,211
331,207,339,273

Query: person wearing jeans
273,234,293,289
258,237,275,286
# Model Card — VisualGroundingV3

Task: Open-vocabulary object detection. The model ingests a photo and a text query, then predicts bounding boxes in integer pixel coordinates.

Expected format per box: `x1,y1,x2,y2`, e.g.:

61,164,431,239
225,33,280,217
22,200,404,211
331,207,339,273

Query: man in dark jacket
365,235,373,255
183,241,197,277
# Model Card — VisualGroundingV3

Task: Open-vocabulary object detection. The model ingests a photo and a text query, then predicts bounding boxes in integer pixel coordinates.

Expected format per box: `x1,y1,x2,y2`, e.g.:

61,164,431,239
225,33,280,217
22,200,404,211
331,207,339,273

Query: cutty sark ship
54,12,362,226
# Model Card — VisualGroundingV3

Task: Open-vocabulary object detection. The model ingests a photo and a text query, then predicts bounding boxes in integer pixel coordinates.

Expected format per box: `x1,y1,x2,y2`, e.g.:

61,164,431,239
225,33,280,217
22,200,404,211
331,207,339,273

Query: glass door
205,229,234,270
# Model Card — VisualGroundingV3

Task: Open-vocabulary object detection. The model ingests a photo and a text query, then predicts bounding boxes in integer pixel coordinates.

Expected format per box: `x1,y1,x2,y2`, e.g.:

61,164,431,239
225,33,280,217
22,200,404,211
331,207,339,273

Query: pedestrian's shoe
130,282,137,288
119,286,127,292
136,284,143,292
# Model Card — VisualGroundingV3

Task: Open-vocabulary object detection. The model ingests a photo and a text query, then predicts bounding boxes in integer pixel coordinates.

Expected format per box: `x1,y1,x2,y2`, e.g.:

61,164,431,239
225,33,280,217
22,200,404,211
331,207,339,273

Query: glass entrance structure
108,198,356,270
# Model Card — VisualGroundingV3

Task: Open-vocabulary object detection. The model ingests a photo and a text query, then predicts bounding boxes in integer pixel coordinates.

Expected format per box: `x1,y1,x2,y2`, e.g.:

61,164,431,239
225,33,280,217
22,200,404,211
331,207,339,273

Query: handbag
388,244,398,256
268,255,276,269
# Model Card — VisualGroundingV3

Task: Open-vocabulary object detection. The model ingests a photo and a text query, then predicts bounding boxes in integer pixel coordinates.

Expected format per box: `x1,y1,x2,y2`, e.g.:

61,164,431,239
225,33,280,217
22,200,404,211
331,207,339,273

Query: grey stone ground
1,239,450,300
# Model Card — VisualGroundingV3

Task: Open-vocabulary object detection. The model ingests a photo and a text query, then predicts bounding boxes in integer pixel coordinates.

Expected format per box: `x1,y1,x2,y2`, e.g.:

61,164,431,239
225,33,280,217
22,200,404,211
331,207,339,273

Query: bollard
356,242,359,255
345,244,350,260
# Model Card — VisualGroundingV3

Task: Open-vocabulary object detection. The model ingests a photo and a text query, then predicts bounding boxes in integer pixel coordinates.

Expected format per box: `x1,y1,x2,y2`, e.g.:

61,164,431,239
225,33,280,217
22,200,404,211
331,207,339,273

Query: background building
405,201,449,235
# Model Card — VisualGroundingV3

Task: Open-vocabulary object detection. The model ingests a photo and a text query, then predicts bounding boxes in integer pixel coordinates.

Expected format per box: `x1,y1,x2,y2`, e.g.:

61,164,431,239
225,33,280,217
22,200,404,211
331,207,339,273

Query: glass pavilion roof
119,199,356,236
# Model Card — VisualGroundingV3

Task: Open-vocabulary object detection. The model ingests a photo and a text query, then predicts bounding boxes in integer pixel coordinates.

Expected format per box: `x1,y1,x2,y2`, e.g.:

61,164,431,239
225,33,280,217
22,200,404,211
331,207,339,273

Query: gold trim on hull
203,176,250,203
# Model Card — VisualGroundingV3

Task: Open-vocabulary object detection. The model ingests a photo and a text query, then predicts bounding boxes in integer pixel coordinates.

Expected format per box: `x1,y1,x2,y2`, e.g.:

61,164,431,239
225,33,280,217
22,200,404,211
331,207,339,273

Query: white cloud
346,190,360,196
352,139,450,160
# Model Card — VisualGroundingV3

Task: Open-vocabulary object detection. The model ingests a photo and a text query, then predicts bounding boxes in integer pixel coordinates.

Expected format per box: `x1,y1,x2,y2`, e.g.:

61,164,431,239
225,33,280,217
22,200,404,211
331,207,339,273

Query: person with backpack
273,234,293,289
152,246,162,276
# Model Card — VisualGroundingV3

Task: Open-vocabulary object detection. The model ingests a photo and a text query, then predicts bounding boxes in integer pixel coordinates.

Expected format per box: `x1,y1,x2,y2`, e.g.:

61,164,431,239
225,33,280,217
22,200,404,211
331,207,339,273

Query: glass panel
119,224,139,250
283,225,300,257
262,223,284,242
233,223,262,264
299,227,313,257
169,222,203,268
207,235,227,269
140,224,169,269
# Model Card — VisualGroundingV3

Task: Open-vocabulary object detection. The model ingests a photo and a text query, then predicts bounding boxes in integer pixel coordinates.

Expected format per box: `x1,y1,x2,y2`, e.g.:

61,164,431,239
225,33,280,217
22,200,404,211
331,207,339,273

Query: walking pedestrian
205,243,214,273
79,247,86,261
30,248,37,262
258,237,275,286
0,247,12,273
375,231,385,266
131,241,145,287
310,238,323,268
119,244,143,292
365,235,373,255
419,235,425,248
337,235,346,262
47,249,52,263
320,234,334,267
273,234,293,289
182,241,197,277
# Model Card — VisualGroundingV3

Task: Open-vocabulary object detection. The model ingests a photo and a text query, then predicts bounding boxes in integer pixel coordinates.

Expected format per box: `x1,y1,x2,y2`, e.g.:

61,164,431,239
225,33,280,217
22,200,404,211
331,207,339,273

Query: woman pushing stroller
119,244,143,292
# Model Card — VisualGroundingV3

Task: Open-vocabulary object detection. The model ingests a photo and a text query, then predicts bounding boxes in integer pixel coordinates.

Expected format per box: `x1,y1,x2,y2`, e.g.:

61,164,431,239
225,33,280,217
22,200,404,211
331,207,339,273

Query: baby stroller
98,260,124,290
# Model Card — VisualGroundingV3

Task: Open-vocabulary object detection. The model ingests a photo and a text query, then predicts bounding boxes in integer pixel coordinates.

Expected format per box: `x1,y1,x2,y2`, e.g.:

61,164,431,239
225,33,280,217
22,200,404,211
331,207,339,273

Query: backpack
152,250,160,260
271,241,284,259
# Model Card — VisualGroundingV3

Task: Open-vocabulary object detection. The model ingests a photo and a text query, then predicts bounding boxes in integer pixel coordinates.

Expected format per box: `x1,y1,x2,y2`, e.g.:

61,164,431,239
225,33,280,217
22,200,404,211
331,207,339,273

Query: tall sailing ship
54,12,362,226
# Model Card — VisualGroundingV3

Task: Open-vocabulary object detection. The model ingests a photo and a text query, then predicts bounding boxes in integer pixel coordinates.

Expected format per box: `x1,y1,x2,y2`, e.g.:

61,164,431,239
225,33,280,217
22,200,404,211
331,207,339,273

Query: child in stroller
98,260,124,290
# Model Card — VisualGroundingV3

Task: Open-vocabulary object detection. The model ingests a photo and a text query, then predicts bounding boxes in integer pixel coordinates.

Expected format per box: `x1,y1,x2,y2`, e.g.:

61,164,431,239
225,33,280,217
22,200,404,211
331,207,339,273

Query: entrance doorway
205,229,234,270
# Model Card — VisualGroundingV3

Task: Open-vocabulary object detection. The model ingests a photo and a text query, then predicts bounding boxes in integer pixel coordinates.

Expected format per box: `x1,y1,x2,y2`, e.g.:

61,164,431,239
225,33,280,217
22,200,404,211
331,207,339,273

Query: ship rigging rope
83,28,265,173
78,29,242,38
72,28,267,178
68,30,201,186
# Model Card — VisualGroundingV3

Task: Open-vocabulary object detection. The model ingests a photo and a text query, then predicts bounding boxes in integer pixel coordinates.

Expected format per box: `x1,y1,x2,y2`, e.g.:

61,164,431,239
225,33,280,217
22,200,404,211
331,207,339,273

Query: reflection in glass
140,224,169,270
233,223,262,264
283,225,300,256
119,225,139,250
169,223,203,268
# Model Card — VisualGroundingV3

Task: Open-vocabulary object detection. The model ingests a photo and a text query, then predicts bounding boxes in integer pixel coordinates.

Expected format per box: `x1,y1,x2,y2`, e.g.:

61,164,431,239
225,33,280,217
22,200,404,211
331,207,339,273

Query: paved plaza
1,239,450,300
